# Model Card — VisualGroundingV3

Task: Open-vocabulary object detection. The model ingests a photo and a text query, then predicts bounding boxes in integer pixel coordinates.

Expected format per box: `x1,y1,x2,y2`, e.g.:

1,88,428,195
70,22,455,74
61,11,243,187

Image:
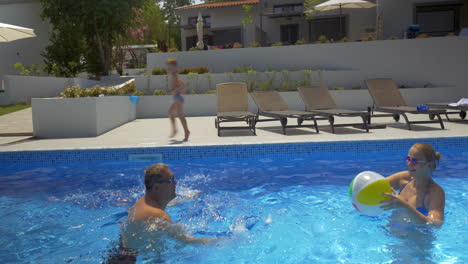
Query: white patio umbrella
0,22,36,42
307,0,376,39
196,12,204,50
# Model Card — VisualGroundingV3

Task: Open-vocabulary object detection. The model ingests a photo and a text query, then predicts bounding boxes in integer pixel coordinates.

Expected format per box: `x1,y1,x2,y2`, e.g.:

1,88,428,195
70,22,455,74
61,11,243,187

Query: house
0,0,51,76
175,0,468,51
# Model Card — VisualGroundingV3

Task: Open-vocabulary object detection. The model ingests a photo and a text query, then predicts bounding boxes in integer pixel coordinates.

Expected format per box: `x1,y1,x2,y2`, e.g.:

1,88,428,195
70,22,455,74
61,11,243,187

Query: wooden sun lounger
250,91,319,135
297,86,370,133
365,78,446,130
216,82,256,136
426,102,467,121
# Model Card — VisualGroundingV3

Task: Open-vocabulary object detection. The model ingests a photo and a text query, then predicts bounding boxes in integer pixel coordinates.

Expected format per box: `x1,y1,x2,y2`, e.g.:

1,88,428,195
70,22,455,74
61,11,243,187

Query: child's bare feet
183,130,190,141
170,130,178,138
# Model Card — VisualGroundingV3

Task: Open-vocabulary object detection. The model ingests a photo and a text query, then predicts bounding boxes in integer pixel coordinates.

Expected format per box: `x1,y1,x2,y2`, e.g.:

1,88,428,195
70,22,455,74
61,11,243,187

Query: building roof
176,0,260,11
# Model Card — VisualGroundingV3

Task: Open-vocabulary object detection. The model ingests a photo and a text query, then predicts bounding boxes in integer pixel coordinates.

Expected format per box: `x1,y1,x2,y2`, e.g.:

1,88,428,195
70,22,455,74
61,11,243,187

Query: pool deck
0,108,467,152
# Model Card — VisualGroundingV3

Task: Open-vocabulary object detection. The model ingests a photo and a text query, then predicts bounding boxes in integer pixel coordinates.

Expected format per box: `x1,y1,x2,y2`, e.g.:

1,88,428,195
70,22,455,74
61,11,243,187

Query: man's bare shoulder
129,198,172,223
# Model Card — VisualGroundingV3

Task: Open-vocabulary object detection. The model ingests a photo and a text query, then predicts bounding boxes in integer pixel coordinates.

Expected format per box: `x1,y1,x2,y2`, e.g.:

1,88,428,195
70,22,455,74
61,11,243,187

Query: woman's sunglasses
405,156,427,165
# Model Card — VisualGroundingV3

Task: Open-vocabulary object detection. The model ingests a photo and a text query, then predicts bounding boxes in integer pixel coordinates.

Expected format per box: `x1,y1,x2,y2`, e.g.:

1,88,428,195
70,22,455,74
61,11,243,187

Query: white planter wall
32,96,136,138
136,69,455,95
147,37,468,92
0,75,136,106
135,87,464,119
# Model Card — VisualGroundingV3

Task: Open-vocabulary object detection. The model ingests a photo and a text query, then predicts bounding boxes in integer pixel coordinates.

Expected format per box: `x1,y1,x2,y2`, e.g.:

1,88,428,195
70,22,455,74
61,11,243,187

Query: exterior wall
176,0,376,50
32,96,136,138
378,0,466,39
147,37,468,91
0,75,100,105
96,96,137,135
32,97,98,138
0,0,51,76
135,87,465,118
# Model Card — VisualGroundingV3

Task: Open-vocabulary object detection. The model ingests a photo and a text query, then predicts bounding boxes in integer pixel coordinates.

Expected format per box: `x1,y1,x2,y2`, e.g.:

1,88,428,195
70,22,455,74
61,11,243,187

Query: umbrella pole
339,4,343,40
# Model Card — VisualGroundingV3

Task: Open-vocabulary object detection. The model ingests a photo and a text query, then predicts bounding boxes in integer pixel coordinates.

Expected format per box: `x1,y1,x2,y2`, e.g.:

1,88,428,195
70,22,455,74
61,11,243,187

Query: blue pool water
1,146,467,263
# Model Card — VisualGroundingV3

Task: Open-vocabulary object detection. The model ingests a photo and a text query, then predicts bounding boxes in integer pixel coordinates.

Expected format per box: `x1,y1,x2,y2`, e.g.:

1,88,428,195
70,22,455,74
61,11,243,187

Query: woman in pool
380,143,445,226
166,58,190,141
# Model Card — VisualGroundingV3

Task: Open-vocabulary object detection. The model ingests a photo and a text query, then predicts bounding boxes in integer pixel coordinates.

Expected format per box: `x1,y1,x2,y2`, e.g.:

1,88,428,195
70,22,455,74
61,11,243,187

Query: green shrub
360,35,374,41
205,90,216,94
387,36,399,40
152,68,167,75
416,33,430,39
168,47,179,52
233,42,243,48
178,66,210,75
232,66,254,73
60,82,143,98
339,37,349,42
316,35,329,44
295,40,307,45
265,67,277,72
189,46,201,51
271,42,283,47
250,42,260,48
153,89,165,95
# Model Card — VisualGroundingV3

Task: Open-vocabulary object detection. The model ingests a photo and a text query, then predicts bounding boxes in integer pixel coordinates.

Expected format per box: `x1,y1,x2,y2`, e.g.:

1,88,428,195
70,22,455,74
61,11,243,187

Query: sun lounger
216,82,256,136
365,78,446,130
250,91,319,135
426,102,467,121
297,86,370,133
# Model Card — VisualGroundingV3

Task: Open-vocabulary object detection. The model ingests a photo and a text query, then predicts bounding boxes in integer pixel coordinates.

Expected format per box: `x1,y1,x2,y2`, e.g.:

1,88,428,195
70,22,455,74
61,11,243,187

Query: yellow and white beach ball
349,171,392,216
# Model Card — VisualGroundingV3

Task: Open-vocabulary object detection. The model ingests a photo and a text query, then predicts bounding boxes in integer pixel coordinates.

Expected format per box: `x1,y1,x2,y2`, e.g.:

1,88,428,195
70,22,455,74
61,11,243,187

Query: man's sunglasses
405,156,427,165
156,175,176,184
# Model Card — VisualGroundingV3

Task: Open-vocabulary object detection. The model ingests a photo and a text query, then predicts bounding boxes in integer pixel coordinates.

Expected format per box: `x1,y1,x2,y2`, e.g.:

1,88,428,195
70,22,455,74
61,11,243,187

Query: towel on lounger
449,98,468,107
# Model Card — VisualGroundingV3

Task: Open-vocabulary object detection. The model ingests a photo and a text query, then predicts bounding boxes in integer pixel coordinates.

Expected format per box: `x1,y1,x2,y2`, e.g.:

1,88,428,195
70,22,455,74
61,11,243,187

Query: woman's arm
380,187,445,226
385,171,410,190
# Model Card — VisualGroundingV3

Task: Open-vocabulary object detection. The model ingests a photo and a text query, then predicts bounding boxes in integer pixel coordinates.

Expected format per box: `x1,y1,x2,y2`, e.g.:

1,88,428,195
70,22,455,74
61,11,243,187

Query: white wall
32,97,98,138
0,75,101,105
96,96,137,135
32,96,136,138
377,0,463,39
147,37,468,91
0,75,72,105
0,0,51,76
135,87,464,118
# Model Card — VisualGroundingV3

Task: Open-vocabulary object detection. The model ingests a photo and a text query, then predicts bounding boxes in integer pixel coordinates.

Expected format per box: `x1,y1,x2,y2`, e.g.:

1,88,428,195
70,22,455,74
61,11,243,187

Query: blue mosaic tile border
0,137,467,164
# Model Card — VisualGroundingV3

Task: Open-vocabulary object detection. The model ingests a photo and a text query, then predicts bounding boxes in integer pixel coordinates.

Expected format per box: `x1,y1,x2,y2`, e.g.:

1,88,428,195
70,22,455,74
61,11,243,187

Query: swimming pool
1,139,467,263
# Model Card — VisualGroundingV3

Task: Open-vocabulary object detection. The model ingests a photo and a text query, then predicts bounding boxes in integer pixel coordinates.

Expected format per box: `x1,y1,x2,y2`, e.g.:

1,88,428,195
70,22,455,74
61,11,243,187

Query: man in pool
380,143,445,226
106,164,213,263
124,163,213,245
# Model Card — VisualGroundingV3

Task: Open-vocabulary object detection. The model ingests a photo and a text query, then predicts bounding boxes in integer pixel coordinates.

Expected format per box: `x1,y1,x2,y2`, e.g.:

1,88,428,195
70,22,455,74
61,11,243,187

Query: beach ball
349,171,392,216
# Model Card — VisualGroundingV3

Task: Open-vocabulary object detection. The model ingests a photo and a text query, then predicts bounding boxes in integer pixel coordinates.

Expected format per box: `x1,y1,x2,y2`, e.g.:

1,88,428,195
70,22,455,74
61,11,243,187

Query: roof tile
176,0,259,11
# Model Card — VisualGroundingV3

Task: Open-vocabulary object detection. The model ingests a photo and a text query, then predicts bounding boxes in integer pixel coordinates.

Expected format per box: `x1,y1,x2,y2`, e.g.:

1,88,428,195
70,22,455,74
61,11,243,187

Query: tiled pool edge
1,137,467,163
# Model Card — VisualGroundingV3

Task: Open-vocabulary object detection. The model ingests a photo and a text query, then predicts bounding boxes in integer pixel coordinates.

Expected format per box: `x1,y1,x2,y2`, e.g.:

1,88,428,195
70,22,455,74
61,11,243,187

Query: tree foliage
41,0,150,77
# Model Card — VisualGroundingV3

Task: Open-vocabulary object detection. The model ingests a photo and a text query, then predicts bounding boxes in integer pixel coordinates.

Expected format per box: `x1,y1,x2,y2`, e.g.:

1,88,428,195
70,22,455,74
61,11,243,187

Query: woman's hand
379,188,409,211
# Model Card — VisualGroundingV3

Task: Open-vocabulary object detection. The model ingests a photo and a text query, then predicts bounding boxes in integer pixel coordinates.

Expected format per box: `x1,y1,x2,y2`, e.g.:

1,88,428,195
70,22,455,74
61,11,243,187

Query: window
309,17,346,42
415,4,461,36
186,35,212,50
188,16,211,26
274,3,303,14
212,28,242,46
280,24,299,44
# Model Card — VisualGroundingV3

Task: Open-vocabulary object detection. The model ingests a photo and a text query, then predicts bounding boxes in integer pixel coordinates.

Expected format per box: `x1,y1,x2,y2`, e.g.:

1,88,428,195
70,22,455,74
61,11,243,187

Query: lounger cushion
250,91,289,111
297,86,337,110
217,83,249,112
365,79,407,107
217,111,255,118
378,106,446,114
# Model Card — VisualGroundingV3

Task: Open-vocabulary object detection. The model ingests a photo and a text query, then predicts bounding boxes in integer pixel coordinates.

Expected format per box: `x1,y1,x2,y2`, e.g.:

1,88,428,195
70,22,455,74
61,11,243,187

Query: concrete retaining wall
32,96,136,138
135,87,464,118
0,75,101,105
147,37,468,91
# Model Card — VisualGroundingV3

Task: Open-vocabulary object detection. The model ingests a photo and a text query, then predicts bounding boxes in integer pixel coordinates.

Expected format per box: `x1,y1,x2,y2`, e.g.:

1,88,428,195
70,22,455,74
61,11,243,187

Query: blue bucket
129,95,139,105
